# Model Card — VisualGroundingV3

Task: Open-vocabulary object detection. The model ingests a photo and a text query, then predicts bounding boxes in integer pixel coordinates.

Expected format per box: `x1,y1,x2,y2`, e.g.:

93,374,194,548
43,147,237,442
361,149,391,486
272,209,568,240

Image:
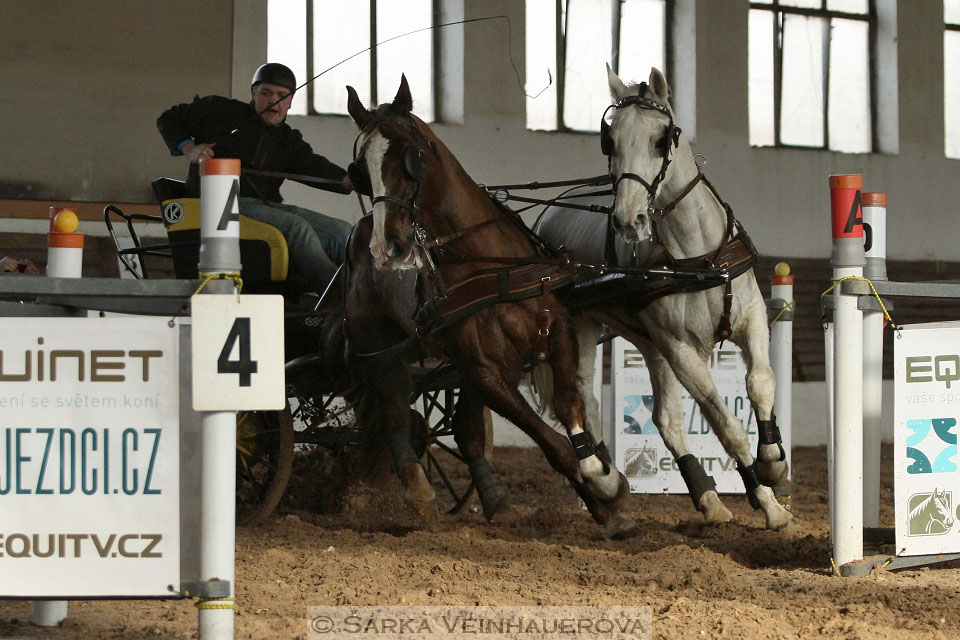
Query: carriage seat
152,177,294,288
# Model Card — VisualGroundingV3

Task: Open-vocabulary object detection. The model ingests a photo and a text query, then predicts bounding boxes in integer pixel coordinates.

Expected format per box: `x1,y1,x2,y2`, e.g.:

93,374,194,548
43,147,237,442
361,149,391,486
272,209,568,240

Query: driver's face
252,82,293,125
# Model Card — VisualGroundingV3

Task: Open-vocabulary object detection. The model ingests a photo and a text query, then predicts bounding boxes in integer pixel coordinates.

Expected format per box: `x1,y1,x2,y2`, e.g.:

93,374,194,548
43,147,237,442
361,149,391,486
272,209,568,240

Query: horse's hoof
698,491,733,524
486,501,524,524
400,463,436,504
604,513,641,540
480,489,509,522
765,505,793,531
756,451,789,487
411,499,441,529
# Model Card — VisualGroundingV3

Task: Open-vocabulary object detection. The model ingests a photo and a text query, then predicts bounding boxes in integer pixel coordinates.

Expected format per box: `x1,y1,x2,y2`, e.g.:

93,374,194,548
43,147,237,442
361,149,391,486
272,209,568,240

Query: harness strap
422,214,504,250
418,262,578,335
651,172,705,219
351,333,421,360
536,278,552,362
716,277,734,344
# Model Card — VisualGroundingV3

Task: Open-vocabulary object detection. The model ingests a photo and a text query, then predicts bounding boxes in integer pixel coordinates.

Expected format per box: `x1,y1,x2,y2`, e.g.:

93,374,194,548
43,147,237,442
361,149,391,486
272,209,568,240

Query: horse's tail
530,362,556,419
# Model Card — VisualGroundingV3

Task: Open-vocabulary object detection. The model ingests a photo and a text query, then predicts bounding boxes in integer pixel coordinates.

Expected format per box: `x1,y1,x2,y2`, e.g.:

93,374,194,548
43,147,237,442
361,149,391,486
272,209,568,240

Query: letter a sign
191,294,285,410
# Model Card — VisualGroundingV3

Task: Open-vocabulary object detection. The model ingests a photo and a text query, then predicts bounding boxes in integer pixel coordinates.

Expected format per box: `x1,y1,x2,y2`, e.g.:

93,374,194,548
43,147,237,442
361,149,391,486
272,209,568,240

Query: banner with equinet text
0,317,179,597
895,322,960,557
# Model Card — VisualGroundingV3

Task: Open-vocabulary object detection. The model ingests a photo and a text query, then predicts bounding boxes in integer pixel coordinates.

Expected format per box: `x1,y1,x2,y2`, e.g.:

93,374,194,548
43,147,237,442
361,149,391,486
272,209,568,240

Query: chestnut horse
342,76,638,539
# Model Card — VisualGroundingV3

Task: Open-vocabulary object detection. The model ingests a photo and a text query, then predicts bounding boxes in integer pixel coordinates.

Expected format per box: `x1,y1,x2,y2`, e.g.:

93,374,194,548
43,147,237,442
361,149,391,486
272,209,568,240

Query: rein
480,175,613,214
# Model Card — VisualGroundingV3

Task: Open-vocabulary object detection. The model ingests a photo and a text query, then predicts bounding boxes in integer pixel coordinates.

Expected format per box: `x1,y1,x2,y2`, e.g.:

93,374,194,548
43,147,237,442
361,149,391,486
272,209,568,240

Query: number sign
191,295,284,410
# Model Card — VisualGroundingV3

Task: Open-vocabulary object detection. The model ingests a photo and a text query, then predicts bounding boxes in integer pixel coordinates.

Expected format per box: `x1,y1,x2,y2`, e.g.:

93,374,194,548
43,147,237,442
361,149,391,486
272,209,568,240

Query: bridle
600,83,684,220
348,119,439,267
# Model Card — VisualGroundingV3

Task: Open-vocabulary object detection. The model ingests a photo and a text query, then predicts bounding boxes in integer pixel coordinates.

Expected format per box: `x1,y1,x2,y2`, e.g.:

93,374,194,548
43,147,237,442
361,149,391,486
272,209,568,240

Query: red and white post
196,158,241,640
829,174,866,569
861,192,887,530
769,263,794,506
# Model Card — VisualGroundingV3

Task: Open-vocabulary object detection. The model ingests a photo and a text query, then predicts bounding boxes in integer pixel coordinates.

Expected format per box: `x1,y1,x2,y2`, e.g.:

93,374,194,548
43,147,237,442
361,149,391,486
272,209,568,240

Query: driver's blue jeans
239,197,352,295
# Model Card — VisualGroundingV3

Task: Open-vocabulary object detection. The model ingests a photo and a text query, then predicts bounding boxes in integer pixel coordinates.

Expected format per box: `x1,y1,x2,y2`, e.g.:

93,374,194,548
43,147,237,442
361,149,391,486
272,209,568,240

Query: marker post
830,174,866,569
32,208,84,626
197,158,241,640
769,263,794,508
861,192,887,530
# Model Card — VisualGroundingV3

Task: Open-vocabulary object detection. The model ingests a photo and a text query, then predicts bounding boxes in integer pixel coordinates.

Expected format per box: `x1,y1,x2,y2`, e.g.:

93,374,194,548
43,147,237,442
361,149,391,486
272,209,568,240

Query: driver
157,62,353,297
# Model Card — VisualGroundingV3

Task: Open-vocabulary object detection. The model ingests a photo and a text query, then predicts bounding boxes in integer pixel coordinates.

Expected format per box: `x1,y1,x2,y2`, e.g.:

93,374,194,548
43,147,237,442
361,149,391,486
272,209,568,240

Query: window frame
749,0,878,152
535,0,673,133
277,0,439,120
947,5,960,158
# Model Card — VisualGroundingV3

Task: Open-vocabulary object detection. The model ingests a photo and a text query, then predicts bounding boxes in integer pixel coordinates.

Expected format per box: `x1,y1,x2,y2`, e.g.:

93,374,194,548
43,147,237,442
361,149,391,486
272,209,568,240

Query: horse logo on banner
908,489,956,535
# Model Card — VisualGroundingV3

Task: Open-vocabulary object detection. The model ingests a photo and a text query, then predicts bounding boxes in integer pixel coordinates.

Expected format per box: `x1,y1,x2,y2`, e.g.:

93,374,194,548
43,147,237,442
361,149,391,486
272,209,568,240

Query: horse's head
347,75,434,271
932,488,955,528
602,66,684,243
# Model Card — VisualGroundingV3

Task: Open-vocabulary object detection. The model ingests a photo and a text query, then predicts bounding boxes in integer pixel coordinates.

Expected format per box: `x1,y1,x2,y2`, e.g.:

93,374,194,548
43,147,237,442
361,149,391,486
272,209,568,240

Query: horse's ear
648,67,671,103
346,85,371,130
606,62,628,102
392,74,414,114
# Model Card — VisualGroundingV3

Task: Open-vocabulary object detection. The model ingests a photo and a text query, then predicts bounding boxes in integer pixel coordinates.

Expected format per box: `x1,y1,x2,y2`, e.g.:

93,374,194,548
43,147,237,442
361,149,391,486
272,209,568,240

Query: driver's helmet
251,63,297,93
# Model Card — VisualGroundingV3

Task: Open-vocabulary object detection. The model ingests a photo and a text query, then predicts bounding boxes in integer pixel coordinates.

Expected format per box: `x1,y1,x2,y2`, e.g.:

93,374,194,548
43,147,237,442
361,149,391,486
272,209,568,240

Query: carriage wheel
236,404,295,526
417,385,496,516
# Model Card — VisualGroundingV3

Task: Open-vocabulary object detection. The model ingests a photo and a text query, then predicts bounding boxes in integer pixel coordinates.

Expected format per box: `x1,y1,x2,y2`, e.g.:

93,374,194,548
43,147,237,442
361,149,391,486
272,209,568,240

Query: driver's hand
184,142,216,165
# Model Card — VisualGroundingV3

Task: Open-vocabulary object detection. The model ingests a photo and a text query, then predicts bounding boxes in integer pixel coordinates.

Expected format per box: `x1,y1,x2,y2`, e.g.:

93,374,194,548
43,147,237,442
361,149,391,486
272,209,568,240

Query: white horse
534,66,792,530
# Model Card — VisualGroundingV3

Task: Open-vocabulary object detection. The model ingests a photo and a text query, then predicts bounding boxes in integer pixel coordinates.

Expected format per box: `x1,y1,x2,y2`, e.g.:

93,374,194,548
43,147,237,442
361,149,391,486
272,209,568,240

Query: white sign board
611,338,774,494
894,322,960,556
0,317,179,597
191,294,284,411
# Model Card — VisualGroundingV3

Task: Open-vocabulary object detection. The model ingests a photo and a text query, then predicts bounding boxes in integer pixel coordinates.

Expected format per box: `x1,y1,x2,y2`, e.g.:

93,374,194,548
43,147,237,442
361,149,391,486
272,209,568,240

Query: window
525,0,667,132
267,0,435,121
748,0,874,153
947,0,960,158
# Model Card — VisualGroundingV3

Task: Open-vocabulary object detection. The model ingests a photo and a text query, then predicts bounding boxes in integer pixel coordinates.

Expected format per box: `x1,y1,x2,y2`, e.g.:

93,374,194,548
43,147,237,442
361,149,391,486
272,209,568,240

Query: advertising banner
611,337,784,494
0,317,179,597
894,322,960,556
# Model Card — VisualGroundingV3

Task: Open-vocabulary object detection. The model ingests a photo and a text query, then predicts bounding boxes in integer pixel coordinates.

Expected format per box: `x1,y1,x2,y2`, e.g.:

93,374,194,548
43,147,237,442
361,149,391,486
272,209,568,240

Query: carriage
104,177,490,526
104,67,790,535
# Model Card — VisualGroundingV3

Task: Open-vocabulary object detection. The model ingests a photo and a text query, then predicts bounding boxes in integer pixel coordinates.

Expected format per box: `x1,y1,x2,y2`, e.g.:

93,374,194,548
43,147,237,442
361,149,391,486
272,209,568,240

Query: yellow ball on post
774,262,791,277
53,209,79,233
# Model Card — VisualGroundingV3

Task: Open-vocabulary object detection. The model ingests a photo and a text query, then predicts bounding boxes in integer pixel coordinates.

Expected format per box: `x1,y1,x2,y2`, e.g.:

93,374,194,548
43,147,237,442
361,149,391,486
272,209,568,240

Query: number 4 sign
191,294,285,410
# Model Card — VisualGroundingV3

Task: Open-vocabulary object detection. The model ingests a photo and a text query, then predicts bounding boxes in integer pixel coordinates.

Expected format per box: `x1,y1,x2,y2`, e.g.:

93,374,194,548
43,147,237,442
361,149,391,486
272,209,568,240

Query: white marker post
830,174,866,569
197,158,241,640
861,192,887,530
32,207,84,627
769,263,794,507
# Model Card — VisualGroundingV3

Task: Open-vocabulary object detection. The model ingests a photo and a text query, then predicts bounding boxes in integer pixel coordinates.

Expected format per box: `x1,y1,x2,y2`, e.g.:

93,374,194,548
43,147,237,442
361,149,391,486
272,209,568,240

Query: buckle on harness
414,224,430,247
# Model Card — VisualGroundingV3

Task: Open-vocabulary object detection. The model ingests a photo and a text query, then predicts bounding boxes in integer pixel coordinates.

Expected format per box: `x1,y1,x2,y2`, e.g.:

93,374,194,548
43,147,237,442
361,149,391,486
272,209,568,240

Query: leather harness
352,112,756,357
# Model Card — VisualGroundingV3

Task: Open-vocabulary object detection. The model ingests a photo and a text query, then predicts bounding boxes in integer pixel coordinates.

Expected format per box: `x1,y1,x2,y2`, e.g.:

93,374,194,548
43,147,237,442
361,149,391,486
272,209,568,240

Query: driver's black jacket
157,95,349,202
